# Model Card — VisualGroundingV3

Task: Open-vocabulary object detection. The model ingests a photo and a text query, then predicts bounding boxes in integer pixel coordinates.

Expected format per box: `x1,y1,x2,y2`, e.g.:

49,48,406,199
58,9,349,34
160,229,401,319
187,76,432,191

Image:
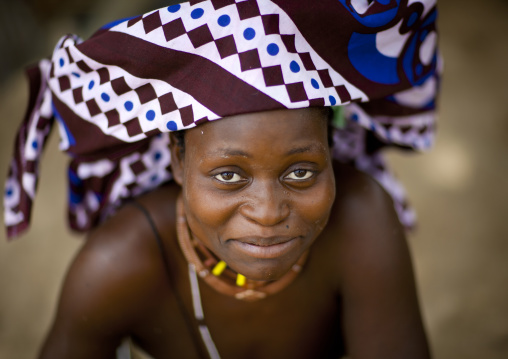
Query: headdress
4,0,440,239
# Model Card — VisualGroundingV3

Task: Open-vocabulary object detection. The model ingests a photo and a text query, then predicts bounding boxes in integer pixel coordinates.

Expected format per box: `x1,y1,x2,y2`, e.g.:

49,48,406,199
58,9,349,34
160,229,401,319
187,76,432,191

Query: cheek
183,179,235,233
294,175,336,229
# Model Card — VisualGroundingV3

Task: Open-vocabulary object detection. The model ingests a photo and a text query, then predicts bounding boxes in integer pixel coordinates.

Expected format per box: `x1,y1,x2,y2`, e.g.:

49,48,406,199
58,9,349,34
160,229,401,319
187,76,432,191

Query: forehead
184,108,329,154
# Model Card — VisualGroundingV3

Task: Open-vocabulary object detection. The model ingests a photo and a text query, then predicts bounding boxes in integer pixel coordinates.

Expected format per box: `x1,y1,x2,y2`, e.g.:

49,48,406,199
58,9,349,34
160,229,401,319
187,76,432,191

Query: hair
171,107,335,155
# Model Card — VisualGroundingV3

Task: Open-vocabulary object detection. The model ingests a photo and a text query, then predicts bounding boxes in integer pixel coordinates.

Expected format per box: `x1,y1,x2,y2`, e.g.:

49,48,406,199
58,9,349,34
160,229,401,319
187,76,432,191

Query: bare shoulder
320,161,405,259
320,161,430,359
39,183,180,358
321,161,409,272
63,182,181,325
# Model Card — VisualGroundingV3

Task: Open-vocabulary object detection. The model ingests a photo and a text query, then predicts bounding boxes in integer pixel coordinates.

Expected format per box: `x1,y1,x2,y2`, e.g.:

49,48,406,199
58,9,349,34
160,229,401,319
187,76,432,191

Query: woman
4,1,440,358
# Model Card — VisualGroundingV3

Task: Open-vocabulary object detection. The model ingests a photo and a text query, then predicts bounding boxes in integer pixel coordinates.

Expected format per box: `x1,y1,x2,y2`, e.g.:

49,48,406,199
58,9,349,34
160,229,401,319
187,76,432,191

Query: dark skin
39,108,430,359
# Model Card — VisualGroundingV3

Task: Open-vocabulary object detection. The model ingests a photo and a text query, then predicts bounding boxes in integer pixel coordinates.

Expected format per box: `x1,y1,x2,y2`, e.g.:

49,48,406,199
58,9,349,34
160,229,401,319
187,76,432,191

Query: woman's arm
335,167,431,359
39,205,165,359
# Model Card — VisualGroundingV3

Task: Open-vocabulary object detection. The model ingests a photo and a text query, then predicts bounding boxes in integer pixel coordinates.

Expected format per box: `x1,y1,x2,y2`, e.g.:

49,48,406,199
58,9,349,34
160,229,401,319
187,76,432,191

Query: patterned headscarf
4,0,440,239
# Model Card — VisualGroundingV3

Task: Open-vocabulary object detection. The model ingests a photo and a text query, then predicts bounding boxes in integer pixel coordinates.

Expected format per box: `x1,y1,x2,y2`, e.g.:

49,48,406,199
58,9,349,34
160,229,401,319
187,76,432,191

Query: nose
239,181,290,226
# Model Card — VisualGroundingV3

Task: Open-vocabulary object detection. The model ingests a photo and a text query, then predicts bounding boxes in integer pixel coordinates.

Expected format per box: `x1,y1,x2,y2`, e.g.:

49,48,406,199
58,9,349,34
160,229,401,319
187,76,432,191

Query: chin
232,257,298,282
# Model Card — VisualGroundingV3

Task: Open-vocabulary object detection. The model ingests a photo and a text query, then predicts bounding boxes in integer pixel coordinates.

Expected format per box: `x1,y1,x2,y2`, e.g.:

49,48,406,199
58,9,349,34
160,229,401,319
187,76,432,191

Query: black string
129,201,208,359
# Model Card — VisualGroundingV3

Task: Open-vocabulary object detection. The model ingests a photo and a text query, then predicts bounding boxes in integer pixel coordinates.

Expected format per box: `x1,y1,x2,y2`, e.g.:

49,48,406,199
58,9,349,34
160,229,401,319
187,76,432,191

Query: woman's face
171,108,336,281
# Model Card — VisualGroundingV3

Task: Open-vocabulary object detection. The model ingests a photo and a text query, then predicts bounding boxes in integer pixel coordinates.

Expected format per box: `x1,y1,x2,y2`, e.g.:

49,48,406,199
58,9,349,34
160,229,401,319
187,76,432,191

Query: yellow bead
236,274,246,287
212,261,227,276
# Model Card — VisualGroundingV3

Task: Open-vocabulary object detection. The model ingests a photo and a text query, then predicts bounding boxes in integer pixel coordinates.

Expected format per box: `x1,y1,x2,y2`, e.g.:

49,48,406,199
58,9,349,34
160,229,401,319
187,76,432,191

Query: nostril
239,201,290,226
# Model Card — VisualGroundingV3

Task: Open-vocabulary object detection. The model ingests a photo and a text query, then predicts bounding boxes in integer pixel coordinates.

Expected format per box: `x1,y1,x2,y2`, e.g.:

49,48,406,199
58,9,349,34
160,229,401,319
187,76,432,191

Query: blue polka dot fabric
4,0,440,238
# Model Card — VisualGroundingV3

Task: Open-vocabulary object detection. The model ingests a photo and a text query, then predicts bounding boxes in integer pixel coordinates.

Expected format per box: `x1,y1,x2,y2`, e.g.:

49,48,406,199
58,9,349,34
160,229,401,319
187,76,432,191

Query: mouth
229,236,299,259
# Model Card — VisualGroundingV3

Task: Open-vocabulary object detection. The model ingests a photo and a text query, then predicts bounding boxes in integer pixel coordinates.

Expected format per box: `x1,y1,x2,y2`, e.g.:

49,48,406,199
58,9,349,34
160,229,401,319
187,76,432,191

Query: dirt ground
1,1,507,358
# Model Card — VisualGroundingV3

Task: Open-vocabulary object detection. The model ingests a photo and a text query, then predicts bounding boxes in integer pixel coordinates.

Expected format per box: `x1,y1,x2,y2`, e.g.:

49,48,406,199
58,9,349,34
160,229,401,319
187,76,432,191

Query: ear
169,133,184,186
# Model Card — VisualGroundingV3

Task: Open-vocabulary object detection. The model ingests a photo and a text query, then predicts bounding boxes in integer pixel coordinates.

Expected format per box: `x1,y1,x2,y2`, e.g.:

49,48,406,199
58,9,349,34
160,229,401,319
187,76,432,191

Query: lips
235,236,294,246
229,236,299,259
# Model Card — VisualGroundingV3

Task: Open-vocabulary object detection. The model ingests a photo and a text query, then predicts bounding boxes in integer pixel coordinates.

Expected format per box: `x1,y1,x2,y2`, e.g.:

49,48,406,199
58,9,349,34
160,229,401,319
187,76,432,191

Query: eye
214,172,244,183
285,169,313,180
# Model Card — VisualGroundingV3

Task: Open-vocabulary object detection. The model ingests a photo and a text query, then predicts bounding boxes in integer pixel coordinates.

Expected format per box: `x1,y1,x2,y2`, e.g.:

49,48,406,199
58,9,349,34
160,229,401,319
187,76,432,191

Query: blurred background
0,0,507,358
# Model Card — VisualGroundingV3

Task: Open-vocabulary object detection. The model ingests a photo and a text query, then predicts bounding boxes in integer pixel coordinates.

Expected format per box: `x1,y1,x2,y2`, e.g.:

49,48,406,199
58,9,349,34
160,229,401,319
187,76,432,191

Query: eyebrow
285,144,326,156
210,143,325,158
210,148,251,157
